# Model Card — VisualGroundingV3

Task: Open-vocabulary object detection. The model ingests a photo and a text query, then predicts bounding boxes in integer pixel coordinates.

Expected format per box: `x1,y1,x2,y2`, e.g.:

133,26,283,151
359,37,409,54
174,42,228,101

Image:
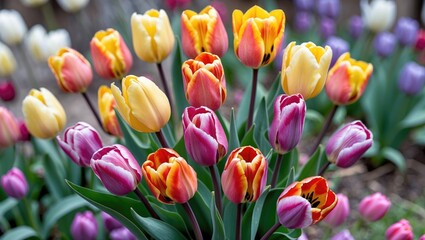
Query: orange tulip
98,86,122,137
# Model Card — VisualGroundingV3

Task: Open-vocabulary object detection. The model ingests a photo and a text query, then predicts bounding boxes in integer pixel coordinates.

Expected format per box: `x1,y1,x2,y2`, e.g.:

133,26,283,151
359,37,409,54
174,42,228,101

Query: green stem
260,222,280,240
209,165,222,216
236,203,242,240
23,198,39,232
318,162,331,176
40,1,58,30
246,68,259,131
156,63,174,112
133,188,160,219
270,154,283,188
155,129,169,148
308,104,338,156
12,207,24,226
81,92,103,130
182,202,203,240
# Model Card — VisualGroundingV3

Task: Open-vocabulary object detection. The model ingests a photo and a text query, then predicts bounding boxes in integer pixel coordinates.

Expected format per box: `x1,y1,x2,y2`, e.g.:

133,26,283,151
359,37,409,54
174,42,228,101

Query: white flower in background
26,25,71,62
56,0,90,13
0,10,28,45
360,0,396,32
20,0,48,7
0,42,17,77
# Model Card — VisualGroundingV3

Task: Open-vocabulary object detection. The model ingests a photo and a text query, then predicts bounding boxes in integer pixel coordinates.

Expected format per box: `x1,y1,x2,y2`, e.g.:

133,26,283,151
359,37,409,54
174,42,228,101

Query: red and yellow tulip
98,86,122,137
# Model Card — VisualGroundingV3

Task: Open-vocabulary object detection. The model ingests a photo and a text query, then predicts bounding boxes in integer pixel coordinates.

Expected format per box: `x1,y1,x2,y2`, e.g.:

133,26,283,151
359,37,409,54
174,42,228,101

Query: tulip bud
131,10,175,63
323,193,350,227
281,41,332,100
110,227,137,240
233,5,285,69
374,32,397,58
361,0,396,32
20,0,48,7
181,5,228,58
325,36,349,67
57,0,90,13
294,0,315,12
101,212,123,233
17,119,31,142
90,28,133,80
358,192,391,221
1,167,28,199
325,120,373,168
182,52,227,110
294,12,313,33
269,94,306,154
48,48,93,93
349,15,364,39
276,176,337,229
326,53,373,105
142,148,197,204
419,235,425,240
221,146,267,204
385,219,414,240
0,107,20,149
71,211,98,240
0,81,16,102
319,17,336,40
317,0,340,19
22,88,67,139
394,17,419,46
415,29,425,51
331,230,355,240
91,144,142,196
0,42,17,77
57,122,103,167
182,106,228,166
398,62,425,96
98,86,122,137
0,10,27,45
111,75,171,133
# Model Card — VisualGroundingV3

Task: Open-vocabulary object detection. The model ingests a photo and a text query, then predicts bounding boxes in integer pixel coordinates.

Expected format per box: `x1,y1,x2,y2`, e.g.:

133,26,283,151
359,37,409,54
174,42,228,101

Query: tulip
0,42,17,77
48,47,93,93
331,230,355,240
111,75,170,133
90,28,133,80
323,193,350,227
22,88,66,139
182,106,228,166
360,0,396,32
56,0,90,13
221,146,267,203
419,235,425,240
268,94,306,154
325,120,373,168
0,107,20,149
281,41,332,100
98,86,122,137
131,10,175,63
142,148,197,204
20,0,48,7
294,0,315,12
398,62,425,96
165,0,190,10
91,144,142,195
71,211,98,240
17,119,31,142
349,15,364,39
0,81,16,102
385,219,414,240
182,52,227,110
101,212,123,233
294,12,313,33
325,53,373,105
415,29,425,51
57,122,103,167
233,5,285,69
373,32,397,58
276,176,338,229
325,36,349,67
316,0,340,19
1,167,29,199
394,17,419,46
181,5,228,59
319,17,335,40
0,10,27,45
110,227,137,240
358,192,391,221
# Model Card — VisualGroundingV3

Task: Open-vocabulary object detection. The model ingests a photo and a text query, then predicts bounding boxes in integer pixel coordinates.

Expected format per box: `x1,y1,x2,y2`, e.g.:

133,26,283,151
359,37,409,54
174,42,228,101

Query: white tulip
361,0,397,32
0,42,17,77
57,0,90,13
0,10,28,45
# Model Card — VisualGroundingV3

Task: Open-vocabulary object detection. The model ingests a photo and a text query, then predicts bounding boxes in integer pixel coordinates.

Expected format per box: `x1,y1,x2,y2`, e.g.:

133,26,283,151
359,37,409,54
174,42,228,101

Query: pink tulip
385,219,414,240
323,193,350,227
358,192,391,221
1,167,28,199
71,211,98,240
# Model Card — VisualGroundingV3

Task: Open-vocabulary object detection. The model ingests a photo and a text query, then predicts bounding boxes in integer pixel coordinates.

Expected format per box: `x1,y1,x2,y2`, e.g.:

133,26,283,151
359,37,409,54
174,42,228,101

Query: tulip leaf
131,208,187,240
400,95,425,129
228,108,240,152
275,150,299,188
210,192,226,240
270,228,302,240
66,180,148,240
0,226,37,240
0,198,18,217
382,147,406,172
240,125,258,148
296,146,327,180
303,110,324,138
0,147,15,175
150,203,189,234
266,72,283,120
250,186,271,240
223,200,237,240
172,37,189,118
41,194,89,239
255,188,283,236
41,154,68,200
254,97,272,154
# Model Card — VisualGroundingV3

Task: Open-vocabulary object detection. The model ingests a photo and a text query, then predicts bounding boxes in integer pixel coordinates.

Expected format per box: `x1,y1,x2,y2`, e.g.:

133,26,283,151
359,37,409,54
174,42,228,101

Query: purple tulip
294,11,313,33
101,212,123,232
385,219,414,240
325,120,373,168
317,0,340,19
277,196,312,229
1,167,28,199
320,17,336,40
398,61,425,96
331,230,355,240
17,119,30,142
91,144,142,195
57,122,103,167
323,193,350,227
294,0,315,12
182,106,228,166
0,81,16,102
358,192,391,222
110,227,137,240
325,36,349,66
71,211,98,240
374,32,397,58
349,15,364,39
269,94,306,154
394,17,419,46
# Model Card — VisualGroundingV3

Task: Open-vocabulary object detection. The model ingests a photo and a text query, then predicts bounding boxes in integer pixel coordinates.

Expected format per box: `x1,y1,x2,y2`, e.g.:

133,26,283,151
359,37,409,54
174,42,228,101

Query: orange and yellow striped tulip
98,86,122,137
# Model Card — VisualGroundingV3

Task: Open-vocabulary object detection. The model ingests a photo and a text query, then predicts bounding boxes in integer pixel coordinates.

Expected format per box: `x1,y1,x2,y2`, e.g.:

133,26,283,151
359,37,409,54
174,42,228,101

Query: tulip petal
92,160,136,195
277,196,313,228
236,18,264,68
184,124,219,166
187,69,223,110
165,159,197,203
221,159,248,204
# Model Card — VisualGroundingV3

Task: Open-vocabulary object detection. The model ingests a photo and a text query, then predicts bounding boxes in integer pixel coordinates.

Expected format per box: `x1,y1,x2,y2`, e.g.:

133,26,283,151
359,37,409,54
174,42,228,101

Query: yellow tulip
98,85,122,137
281,41,333,100
0,42,17,77
22,88,66,139
131,9,175,63
111,75,171,133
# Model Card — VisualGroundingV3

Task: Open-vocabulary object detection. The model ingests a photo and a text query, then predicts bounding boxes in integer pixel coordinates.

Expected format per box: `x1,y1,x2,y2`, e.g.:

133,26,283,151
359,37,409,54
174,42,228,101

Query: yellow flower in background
56,0,90,13
111,75,171,133
281,41,333,100
0,9,27,45
22,88,66,139
0,42,17,77
326,53,373,105
131,9,175,63
98,85,122,137
232,5,285,69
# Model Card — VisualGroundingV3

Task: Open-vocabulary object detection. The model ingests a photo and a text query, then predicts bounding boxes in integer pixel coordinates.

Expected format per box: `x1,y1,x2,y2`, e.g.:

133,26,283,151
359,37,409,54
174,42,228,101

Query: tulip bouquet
1,0,425,239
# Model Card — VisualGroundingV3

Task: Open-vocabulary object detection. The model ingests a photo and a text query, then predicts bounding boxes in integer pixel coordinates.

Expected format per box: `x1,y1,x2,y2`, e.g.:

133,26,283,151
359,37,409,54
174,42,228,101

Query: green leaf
210,192,226,240
0,198,18,217
256,188,283,236
0,226,37,240
240,125,257,148
236,77,253,130
172,37,189,118
41,154,68,200
271,228,302,240
303,110,324,137
296,146,327,180
382,147,406,172
131,209,187,240
254,97,272,154
400,96,425,128
250,186,271,240
223,200,237,240
0,147,15,175
266,73,283,120
275,150,299,188
228,108,240,152
41,195,88,239
150,203,189,234
66,180,148,239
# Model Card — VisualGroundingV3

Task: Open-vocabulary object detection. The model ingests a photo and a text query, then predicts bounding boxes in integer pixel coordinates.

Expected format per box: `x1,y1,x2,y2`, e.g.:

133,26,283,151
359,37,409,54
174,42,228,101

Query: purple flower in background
317,0,340,19
374,32,397,58
1,167,28,199
71,211,98,240
294,11,313,33
331,229,355,240
358,192,391,222
294,0,315,12
323,193,350,227
110,227,137,240
349,15,364,39
101,212,123,232
394,17,419,46
325,36,349,66
0,81,16,102
398,62,425,96
320,17,335,40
